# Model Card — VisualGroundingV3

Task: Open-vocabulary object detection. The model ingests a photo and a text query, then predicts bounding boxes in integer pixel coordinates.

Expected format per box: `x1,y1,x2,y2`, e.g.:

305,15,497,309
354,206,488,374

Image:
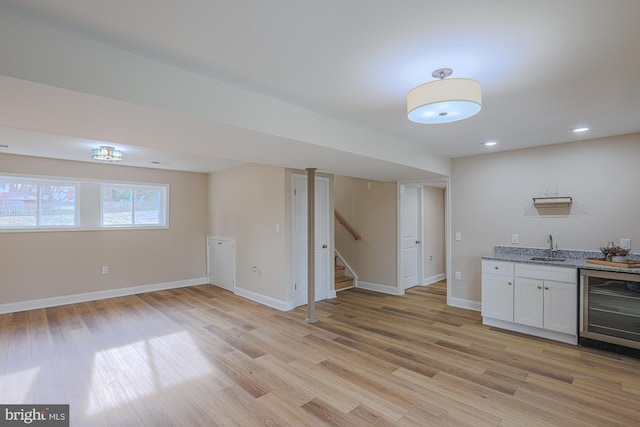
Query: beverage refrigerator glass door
580,269,640,351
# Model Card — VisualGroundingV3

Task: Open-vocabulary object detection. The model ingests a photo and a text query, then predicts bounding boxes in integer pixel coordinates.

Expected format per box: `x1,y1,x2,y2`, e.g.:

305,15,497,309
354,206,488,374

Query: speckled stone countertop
482,245,640,274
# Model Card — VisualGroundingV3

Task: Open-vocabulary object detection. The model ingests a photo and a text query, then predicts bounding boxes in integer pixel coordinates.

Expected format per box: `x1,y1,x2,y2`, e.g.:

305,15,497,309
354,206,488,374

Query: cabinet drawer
482,260,514,276
515,264,576,283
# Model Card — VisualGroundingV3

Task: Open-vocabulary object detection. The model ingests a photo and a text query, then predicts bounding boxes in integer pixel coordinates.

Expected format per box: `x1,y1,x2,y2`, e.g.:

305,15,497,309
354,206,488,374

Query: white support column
305,168,318,324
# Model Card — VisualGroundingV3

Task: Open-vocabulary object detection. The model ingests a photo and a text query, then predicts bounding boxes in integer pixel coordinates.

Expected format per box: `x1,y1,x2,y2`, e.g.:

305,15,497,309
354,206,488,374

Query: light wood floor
2,282,640,426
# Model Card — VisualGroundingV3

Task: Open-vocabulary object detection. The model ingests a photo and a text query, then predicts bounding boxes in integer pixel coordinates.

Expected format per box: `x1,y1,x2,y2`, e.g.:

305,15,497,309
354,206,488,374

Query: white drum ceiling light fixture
407,68,482,124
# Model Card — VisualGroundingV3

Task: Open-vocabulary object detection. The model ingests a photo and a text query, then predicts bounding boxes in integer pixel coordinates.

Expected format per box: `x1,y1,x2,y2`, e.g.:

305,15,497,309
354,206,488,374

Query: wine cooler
580,269,640,353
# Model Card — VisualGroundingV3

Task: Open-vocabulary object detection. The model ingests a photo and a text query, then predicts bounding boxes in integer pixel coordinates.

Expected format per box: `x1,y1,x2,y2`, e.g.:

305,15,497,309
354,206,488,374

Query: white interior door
207,236,235,292
401,185,421,290
293,175,329,307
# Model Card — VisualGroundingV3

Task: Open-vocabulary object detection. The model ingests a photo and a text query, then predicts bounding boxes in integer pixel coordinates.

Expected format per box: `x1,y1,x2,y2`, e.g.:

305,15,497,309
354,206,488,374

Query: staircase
335,257,354,290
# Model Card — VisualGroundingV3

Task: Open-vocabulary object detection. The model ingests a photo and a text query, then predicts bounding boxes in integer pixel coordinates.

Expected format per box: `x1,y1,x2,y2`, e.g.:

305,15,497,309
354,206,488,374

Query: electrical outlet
620,239,631,250
455,271,461,280
429,255,434,264
251,266,260,276
102,266,109,274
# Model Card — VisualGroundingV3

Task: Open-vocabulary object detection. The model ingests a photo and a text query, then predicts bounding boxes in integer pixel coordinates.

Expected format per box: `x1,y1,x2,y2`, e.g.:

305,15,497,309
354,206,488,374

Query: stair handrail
335,210,362,241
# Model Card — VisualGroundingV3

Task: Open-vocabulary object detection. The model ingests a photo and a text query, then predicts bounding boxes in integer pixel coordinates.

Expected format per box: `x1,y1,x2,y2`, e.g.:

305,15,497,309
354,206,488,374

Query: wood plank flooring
1,282,640,426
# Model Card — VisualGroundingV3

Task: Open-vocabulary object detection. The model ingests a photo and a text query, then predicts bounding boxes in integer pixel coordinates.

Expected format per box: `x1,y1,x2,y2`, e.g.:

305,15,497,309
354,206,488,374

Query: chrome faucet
547,234,556,257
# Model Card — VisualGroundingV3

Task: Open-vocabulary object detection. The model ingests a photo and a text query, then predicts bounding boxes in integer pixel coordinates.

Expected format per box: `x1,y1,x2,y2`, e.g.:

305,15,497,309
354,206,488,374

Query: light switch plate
512,234,519,244
455,232,461,241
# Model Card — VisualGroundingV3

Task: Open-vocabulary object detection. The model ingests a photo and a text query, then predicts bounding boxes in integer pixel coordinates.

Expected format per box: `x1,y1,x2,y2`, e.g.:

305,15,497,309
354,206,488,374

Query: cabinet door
514,277,544,328
481,274,514,322
544,280,577,335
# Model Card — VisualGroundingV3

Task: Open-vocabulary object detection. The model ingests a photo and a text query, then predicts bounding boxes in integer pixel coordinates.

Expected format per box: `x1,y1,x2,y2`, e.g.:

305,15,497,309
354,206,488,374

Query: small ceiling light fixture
407,68,482,124
573,126,590,133
92,146,124,162
483,141,497,146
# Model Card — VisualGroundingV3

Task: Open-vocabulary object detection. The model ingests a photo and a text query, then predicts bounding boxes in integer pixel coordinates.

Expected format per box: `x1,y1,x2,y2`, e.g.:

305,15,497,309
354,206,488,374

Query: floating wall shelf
532,196,573,207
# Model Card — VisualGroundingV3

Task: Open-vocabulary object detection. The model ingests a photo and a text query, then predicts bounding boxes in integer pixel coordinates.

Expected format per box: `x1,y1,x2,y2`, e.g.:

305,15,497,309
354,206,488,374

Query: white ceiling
0,0,639,179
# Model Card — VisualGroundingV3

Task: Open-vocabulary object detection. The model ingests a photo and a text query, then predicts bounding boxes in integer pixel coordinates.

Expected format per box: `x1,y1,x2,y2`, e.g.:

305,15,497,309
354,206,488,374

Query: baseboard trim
422,273,446,286
483,317,577,345
233,286,294,312
357,281,400,295
447,296,481,311
327,290,337,299
0,277,208,315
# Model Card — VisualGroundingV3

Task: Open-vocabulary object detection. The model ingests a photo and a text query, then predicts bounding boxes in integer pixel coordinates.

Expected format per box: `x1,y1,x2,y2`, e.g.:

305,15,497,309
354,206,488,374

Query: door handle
416,240,421,244
322,244,327,249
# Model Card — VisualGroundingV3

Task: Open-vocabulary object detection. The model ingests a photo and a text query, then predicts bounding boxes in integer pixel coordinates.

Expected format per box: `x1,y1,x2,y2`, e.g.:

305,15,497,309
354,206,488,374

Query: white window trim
0,173,169,233
0,175,80,230
100,182,169,229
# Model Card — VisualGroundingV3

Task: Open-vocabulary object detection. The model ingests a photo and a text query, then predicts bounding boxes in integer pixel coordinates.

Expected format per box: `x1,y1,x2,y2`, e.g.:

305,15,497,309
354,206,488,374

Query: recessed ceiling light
573,126,589,133
483,141,497,146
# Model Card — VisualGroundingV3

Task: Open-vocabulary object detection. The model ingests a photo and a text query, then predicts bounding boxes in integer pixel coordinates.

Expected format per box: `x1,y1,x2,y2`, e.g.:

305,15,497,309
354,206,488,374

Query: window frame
0,176,80,230
100,183,168,229
0,173,169,233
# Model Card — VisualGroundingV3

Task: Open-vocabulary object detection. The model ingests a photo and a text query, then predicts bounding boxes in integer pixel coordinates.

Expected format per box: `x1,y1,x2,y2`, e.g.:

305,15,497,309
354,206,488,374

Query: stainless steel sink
529,256,566,262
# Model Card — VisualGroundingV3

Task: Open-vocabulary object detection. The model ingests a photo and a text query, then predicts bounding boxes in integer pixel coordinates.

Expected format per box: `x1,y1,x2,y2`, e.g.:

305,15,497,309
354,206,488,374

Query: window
0,175,168,232
0,179,78,228
40,185,77,226
101,184,167,227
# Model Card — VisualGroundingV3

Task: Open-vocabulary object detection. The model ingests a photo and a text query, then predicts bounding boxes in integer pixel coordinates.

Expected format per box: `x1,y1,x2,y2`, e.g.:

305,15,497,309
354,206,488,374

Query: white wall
334,176,397,288
0,153,209,306
450,133,640,304
208,164,288,304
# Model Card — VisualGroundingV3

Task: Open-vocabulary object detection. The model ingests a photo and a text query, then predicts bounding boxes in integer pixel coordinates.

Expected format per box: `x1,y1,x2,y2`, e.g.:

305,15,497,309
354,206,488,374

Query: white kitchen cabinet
543,280,577,335
514,264,577,337
514,277,544,328
482,259,577,345
482,274,514,321
481,260,514,322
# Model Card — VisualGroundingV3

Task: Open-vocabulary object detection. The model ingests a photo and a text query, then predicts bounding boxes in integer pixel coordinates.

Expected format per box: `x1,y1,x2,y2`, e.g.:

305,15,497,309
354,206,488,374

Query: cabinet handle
508,282,512,286
545,287,549,290
537,286,542,289
494,266,499,270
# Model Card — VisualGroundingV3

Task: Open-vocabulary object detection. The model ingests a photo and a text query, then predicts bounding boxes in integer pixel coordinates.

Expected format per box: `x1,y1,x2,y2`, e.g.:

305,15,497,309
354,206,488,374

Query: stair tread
335,256,353,290
335,276,354,290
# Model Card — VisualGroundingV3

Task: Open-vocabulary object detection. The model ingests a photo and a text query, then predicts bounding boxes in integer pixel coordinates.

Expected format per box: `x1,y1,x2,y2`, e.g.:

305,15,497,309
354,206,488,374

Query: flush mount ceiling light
573,126,590,133
92,146,123,162
407,68,482,124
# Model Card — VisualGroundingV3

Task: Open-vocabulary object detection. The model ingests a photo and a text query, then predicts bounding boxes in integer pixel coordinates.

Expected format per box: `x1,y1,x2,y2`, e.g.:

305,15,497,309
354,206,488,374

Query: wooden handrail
335,210,362,241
